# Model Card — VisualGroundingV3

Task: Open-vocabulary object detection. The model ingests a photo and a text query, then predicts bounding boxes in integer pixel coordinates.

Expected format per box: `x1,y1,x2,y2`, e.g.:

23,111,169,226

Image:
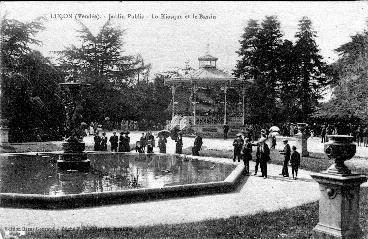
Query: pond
0,153,236,196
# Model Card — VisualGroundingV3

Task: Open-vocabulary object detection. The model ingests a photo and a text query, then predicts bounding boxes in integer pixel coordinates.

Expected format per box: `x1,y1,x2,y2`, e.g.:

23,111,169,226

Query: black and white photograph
1,1,368,238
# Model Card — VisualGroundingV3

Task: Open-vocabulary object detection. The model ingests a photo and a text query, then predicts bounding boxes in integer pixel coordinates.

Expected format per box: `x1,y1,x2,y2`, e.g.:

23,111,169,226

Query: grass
17,187,368,238
182,147,333,173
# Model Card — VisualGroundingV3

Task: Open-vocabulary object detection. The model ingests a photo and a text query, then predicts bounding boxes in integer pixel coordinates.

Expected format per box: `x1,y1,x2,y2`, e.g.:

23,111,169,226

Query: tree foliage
56,21,152,125
1,17,65,142
313,28,368,123
235,16,329,123
294,16,329,120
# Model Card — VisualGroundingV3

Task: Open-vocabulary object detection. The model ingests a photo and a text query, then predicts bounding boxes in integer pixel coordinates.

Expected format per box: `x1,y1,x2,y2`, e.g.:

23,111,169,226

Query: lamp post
221,85,228,125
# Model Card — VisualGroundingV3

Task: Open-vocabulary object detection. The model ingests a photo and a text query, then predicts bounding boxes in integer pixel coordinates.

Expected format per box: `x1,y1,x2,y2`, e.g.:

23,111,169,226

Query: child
147,139,154,153
290,146,301,180
135,141,144,153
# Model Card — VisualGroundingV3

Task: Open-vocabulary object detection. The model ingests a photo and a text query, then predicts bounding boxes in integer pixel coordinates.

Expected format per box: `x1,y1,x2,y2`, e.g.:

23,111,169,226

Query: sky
1,1,368,77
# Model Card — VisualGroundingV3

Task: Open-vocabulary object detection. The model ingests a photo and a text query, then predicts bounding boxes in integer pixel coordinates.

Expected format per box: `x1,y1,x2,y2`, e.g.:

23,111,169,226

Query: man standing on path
232,134,244,162
256,137,270,179
242,137,252,175
279,139,291,177
109,131,118,152
192,132,203,156
100,132,108,151
290,146,301,180
175,132,183,154
93,132,101,151
223,123,230,140
321,125,326,143
140,133,146,153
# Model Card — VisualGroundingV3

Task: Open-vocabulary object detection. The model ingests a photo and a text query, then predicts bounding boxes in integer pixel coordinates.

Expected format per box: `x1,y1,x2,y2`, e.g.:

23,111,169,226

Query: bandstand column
242,86,245,125
223,84,228,125
171,85,176,119
192,85,198,125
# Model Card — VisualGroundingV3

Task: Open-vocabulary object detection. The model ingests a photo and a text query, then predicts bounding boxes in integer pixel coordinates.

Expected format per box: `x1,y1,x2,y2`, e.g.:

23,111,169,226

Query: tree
56,20,151,124
234,16,283,123
1,17,65,142
294,16,329,121
313,28,368,123
278,40,299,122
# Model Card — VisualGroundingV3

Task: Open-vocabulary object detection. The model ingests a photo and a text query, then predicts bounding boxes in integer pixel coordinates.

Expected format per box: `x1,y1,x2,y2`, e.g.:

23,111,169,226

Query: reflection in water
0,154,235,195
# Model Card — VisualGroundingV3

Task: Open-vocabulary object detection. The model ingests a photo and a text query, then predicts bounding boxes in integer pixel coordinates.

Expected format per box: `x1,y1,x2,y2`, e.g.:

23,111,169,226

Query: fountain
0,81,246,209
57,81,90,171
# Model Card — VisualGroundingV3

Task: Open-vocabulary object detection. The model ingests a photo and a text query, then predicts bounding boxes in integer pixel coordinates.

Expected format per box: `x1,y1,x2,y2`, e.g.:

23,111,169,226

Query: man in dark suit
290,146,301,180
109,131,119,152
232,134,244,162
175,132,183,154
192,132,203,156
242,138,252,175
223,123,230,140
279,139,291,177
256,138,270,179
94,132,101,151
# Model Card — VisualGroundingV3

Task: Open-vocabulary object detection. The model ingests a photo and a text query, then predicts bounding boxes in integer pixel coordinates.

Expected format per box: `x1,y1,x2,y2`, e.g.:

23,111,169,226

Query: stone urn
324,135,356,176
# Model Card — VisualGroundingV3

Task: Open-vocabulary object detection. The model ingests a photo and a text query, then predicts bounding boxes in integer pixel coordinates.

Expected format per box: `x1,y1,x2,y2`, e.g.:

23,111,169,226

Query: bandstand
165,52,246,138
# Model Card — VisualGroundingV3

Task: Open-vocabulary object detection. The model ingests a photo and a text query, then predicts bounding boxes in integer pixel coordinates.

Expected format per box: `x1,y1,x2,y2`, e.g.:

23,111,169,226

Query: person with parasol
157,130,170,153
158,135,167,153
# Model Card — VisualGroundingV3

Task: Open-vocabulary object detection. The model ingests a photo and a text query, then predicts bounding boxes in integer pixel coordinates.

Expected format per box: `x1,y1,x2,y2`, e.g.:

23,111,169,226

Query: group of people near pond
93,129,302,180
94,131,131,152
92,130,187,155
232,130,301,179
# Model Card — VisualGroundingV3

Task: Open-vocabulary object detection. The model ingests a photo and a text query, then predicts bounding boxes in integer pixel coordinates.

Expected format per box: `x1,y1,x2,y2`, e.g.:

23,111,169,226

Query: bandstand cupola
198,54,218,68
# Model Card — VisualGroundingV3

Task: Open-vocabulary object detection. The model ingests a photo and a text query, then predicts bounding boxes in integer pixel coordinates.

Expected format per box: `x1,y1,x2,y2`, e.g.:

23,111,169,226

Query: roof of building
198,54,218,61
166,67,236,84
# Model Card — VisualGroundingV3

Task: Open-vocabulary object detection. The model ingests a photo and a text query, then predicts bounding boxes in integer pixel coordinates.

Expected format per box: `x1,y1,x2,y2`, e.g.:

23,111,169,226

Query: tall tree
294,16,329,121
256,16,283,122
234,19,260,80
314,29,368,123
278,40,299,122
1,17,65,142
57,20,151,124
235,16,283,123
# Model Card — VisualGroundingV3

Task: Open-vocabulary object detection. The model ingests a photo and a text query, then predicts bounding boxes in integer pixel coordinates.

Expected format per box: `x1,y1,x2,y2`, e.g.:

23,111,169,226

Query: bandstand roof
166,64,237,85
198,54,218,61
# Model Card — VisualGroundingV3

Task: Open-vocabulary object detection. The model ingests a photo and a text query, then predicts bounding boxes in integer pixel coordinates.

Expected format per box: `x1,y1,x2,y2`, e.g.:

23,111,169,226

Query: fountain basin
0,153,245,209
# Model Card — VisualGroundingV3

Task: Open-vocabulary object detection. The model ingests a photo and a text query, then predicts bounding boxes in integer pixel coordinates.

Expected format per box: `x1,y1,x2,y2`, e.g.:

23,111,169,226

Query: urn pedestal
311,135,367,239
296,123,309,157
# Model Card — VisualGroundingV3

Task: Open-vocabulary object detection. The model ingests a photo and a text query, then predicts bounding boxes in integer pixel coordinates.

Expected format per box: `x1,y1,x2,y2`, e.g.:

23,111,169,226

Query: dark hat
283,139,288,142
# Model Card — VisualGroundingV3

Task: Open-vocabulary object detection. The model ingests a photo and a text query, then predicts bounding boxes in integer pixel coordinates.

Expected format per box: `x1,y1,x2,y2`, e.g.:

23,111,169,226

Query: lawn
182,147,333,173
16,187,368,239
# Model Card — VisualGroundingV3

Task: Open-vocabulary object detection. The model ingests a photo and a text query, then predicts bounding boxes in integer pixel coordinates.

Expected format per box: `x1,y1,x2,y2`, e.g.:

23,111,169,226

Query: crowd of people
232,129,301,180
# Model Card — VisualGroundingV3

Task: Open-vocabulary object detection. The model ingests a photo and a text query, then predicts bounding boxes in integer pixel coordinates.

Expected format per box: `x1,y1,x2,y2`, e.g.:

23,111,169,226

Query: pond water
0,153,235,196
